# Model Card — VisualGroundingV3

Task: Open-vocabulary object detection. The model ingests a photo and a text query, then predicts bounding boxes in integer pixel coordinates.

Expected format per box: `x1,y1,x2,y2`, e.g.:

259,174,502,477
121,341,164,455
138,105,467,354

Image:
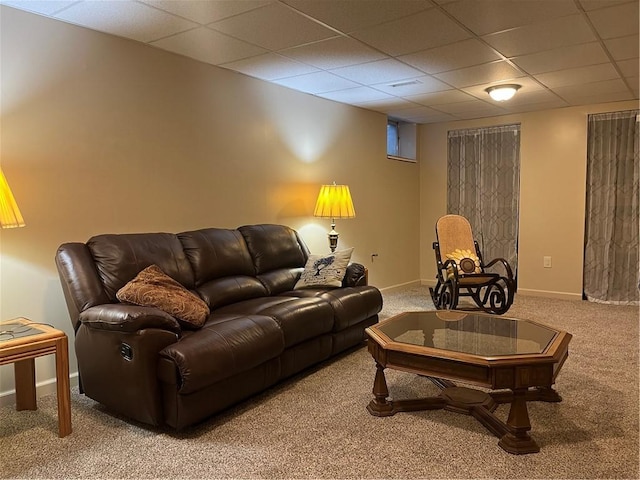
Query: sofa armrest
79,304,182,334
343,263,368,287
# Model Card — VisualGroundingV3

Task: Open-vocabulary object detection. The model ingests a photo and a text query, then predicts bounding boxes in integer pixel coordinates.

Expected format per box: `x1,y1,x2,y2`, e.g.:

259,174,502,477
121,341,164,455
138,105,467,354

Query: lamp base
328,230,339,252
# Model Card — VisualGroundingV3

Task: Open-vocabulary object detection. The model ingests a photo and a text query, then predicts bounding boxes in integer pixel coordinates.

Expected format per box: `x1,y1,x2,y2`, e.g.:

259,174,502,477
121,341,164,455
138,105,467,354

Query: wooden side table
0,318,72,437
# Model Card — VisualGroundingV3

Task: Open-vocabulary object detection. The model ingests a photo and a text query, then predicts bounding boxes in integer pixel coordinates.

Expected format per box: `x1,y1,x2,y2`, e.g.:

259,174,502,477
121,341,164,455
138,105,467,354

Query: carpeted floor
1,286,638,479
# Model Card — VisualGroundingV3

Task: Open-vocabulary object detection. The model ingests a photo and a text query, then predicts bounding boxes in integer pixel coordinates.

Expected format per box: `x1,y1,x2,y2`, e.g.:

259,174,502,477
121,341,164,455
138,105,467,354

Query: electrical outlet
543,256,552,268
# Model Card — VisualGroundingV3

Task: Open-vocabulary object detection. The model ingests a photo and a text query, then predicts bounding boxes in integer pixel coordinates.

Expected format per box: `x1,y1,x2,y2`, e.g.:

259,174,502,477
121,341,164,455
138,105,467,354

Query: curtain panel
584,110,639,305
447,124,521,276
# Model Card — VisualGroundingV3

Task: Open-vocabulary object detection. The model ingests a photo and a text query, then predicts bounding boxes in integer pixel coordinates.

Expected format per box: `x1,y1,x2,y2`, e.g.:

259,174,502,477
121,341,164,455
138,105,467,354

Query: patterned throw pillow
294,248,354,289
445,248,482,279
116,265,210,329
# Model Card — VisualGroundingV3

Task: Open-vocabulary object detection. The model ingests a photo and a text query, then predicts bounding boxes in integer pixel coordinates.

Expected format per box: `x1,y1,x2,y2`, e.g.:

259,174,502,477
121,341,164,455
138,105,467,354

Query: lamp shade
0,168,25,228
313,184,356,219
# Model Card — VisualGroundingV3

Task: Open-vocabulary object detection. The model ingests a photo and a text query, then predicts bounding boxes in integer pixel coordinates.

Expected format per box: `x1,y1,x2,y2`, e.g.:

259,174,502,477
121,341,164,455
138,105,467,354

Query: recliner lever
120,343,133,361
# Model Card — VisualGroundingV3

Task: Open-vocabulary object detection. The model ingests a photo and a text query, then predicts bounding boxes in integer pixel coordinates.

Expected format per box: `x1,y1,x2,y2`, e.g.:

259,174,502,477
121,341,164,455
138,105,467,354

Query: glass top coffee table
365,310,572,454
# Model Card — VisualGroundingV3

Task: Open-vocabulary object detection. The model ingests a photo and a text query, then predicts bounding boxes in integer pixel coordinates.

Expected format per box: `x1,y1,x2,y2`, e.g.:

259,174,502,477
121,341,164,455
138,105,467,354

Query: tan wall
0,7,420,396
419,99,638,298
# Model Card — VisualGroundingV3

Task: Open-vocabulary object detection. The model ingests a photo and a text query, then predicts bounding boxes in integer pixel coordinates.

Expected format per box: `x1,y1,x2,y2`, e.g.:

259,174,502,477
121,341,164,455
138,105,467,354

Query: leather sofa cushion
196,276,268,310
239,224,307,274
159,314,283,394
257,268,303,295
88,233,195,300
282,286,383,332
214,296,334,348
178,228,256,284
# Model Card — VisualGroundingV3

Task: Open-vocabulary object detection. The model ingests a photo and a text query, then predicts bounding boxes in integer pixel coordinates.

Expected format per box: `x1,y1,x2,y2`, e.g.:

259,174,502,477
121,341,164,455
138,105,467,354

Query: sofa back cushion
178,227,268,309
239,224,309,295
87,233,195,301
178,228,255,283
239,224,308,273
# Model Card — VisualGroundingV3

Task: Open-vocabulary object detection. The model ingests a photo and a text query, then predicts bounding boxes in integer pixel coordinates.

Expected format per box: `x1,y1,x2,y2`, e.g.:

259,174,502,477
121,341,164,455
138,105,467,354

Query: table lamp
0,168,25,228
313,182,355,252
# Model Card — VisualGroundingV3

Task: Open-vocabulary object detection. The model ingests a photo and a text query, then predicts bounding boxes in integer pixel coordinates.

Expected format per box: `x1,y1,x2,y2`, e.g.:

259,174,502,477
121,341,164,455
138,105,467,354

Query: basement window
387,118,417,162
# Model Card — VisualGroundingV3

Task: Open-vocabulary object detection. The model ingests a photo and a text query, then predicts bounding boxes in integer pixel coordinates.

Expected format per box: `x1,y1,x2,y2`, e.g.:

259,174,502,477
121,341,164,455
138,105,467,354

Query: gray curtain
584,110,639,305
447,124,521,276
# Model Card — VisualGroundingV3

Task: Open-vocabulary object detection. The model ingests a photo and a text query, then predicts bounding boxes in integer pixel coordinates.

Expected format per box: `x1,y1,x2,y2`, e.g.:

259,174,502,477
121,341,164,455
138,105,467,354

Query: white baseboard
516,288,583,301
379,280,422,295
0,372,79,408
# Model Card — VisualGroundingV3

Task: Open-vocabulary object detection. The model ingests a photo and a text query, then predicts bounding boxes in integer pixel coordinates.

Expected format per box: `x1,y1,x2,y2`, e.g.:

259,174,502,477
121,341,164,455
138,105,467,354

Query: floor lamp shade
0,168,25,228
313,183,355,252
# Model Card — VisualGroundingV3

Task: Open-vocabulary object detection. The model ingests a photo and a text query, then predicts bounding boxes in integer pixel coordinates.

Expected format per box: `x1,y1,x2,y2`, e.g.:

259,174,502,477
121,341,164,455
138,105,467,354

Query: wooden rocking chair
429,214,515,315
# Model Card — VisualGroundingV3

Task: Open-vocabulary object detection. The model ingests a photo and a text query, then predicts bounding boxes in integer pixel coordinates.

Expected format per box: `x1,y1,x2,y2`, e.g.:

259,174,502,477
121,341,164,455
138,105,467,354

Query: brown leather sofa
55,224,383,429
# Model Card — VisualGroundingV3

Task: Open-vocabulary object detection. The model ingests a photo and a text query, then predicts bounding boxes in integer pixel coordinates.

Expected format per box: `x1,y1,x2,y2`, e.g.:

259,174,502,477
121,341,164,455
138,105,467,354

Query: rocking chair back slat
436,215,477,265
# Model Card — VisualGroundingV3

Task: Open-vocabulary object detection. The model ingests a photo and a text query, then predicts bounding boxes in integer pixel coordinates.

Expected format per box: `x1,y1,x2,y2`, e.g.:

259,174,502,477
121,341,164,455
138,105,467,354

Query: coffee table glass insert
365,310,572,455
376,310,558,356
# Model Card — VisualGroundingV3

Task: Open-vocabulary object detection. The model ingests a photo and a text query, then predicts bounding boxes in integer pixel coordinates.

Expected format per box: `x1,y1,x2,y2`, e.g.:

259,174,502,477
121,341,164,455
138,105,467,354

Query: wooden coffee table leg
498,388,540,454
367,363,395,416
55,336,72,437
14,358,37,411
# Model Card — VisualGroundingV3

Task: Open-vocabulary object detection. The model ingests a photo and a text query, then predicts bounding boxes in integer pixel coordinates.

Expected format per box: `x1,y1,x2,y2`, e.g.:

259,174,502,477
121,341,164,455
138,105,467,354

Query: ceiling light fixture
485,84,521,102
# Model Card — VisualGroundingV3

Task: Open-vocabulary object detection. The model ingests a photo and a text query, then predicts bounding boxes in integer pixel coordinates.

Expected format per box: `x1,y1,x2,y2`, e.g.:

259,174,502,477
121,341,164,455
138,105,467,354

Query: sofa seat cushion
159,313,283,394
214,297,334,348
281,286,383,332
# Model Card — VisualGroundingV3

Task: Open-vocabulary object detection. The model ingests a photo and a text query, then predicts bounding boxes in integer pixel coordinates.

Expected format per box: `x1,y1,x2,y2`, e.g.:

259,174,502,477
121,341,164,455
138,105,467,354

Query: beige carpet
1,287,638,479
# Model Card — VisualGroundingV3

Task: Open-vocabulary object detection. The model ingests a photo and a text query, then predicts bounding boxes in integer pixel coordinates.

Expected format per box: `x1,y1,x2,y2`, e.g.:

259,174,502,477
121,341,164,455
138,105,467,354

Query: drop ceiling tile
552,78,631,102
279,36,386,70
499,99,569,113
406,112,458,124
384,105,443,119
354,97,419,113
151,26,266,65
141,0,271,25
578,0,631,11
587,2,639,39
628,77,639,96
604,35,639,61
351,8,471,57
209,2,337,51
399,39,502,75
617,58,639,79
407,90,477,106
496,90,564,107
443,0,579,36
281,0,431,33
452,110,508,121
330,58,424,85
430,99,503,115
317,87,394,104
559,91,635,105
482,14,596,57
512,42,609,74
53,1,198,43
220,53,319,81
433,60,525,88
0,0,76,15
372,75,450,96
535,63,620,88
273,71,360,94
